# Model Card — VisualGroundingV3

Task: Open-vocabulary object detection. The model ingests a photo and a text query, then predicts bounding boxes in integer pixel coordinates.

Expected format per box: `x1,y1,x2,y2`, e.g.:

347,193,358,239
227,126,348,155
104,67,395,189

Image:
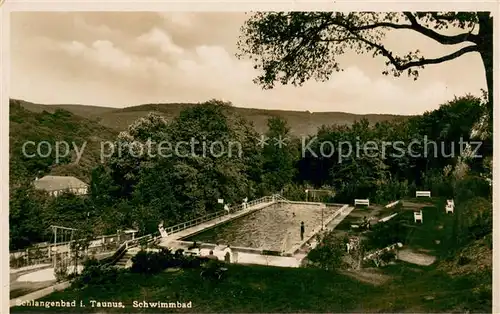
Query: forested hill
14,98,408,137
9,99,118,184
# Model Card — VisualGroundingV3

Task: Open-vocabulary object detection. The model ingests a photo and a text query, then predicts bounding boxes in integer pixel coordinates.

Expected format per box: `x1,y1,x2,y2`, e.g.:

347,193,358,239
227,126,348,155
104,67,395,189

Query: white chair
414,210,423,223
445,204,454,214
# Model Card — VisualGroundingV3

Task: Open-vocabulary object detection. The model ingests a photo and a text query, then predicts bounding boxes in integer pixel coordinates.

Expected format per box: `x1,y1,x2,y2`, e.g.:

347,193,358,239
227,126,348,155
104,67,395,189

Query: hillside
10,98,408,183
15,99,408,137
9,99,117,183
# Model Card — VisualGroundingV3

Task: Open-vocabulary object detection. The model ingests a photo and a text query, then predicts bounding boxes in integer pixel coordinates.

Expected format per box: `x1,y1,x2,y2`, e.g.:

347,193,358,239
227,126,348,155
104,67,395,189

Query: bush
453,176,491,203
379,251,396,264
364,218,408,251
130,248,202,274
54,262,69,282
373,179,410,204
306,232,346,271
422,169,454,198
452,196,492,246
73,263,122,288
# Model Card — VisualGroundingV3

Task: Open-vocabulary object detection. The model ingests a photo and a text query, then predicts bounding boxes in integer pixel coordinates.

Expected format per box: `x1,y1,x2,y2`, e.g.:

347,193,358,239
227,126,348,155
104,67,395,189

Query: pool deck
158,202,355,268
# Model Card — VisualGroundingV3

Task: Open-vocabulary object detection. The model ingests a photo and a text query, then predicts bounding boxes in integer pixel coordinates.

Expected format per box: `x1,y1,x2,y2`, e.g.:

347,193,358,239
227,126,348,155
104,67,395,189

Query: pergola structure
305,189,335,202
49,225,77,267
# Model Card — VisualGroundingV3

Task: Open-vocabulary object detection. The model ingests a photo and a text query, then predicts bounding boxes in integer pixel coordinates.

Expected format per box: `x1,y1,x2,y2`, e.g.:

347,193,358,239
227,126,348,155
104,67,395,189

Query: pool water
183,203,341,252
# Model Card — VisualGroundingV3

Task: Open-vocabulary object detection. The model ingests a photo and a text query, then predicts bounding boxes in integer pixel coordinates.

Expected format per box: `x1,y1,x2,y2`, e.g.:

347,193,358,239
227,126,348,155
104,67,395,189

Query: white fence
10,232,135,269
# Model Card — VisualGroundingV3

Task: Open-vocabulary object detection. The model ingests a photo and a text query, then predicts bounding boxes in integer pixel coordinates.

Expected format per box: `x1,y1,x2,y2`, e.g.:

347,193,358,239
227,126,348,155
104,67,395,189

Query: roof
33,175,88,192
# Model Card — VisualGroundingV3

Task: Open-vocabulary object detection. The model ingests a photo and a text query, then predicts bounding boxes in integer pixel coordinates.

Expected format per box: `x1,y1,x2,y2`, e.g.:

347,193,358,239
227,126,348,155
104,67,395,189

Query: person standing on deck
223,245,232,263
300,221,305,241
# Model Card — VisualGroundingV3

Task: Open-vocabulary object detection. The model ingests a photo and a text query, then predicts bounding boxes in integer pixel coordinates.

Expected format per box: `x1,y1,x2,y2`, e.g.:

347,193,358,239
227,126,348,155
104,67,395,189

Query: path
339,268,392,286
397,249,436,266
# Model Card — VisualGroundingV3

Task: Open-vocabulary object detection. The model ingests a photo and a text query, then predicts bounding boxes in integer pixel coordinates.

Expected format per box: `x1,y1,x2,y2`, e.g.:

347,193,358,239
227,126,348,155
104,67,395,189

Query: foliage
364,217,408,251
54,260,69,282
10,95,493,260
453,196,492,247
130,248,202,274
378,250,396,264
9,99,117,184
306,231,347,270
453,175,491,203
260,117,298,194
72,259,123,288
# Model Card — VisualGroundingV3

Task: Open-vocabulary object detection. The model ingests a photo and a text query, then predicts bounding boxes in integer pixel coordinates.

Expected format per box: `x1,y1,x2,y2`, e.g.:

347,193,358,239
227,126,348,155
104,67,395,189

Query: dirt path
397,249,436,266
339,268,392,286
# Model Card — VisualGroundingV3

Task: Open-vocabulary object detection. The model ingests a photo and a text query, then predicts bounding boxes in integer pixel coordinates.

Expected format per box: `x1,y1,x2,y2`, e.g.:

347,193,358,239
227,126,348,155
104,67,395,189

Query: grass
11,265,378,313
398,198,456,255
10,261,491,313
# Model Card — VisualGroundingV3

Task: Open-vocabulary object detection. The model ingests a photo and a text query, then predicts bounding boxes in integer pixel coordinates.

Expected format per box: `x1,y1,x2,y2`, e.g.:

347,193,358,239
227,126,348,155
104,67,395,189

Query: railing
106,234,157,266
273,194,290,203
10,232,134,259
165,195,275,235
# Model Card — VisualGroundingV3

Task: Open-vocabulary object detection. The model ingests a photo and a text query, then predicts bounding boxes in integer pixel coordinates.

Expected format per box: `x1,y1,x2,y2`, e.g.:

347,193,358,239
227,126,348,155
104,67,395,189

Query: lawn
11,265,378,313
398,198,456,256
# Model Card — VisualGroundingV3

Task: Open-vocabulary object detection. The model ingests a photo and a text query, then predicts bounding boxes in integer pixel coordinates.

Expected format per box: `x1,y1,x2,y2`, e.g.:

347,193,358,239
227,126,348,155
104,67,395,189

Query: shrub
453,176,491,203
456,255,471,266
379,251,396,264
54,262,69,282
73,263,122,288
130,248,201,274
422,169,454,198
364,218,408,251
373,179,410,204
306,232,346,271
452,196,492,246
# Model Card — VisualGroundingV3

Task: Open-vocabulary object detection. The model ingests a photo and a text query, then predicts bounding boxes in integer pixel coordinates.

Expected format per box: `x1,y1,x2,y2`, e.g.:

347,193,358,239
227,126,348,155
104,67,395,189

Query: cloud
136,27,184,56
162,12,194,28
53,35,470,115
60,40,133,71
11,12,487,115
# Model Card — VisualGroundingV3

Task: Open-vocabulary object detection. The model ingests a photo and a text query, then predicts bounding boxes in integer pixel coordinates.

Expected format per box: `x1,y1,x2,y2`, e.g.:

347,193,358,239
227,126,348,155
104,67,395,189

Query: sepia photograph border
1,1,499,313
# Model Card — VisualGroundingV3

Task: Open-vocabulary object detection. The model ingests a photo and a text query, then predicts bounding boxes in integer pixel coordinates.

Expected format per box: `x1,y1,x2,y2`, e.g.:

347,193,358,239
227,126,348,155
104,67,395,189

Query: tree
261,117,298,193
237,12,493,117
9,183,48,250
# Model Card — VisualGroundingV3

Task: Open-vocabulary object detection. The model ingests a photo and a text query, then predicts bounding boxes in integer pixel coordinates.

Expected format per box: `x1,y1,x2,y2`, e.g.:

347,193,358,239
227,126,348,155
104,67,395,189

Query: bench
416,191,431,197
414,210,423,223
354,199,370,206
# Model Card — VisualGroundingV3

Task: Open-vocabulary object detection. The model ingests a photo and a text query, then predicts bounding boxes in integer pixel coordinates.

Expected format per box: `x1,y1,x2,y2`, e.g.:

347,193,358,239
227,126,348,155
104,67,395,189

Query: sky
10,12,487,115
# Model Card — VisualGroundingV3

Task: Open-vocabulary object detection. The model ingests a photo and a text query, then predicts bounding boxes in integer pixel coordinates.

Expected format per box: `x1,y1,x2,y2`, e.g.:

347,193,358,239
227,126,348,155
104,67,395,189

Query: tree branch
402,12,478,45
356,36,479,70
338,13,476,45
